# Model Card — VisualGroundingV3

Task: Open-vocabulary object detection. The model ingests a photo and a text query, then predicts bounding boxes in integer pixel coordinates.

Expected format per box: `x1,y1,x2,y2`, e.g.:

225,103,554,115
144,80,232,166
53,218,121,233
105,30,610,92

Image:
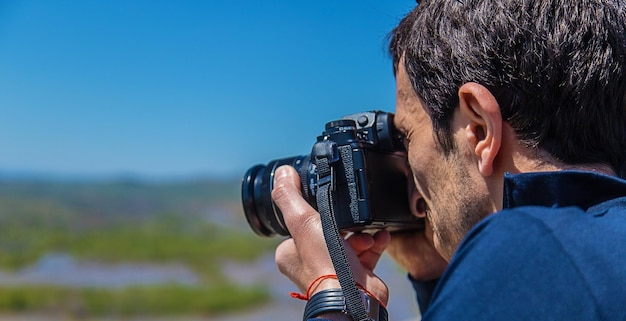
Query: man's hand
386,216,448,281
272,165,390,304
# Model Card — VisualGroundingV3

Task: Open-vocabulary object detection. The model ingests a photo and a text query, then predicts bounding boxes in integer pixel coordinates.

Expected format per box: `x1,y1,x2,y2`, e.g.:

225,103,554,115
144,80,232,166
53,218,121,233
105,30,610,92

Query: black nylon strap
338,145,359,223
315,155,370,321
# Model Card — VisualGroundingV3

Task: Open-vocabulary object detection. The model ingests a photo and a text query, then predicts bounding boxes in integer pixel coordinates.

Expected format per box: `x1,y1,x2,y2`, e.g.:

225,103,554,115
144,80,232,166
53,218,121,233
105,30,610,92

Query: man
272,0,626,320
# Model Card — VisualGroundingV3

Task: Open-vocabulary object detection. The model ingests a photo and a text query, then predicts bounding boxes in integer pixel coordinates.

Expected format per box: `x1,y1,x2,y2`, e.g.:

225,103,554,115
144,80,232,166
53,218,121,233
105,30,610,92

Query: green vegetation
0,284,267,316
0,215,276,277
0,177,278,316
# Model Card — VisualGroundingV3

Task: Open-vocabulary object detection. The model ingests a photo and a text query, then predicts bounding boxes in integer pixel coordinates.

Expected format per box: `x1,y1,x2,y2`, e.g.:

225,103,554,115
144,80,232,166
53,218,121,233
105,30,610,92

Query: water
0,253,198,288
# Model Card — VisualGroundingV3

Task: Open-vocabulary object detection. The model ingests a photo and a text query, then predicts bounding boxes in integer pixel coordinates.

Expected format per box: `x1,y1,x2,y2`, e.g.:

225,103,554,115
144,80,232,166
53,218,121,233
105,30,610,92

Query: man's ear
457,83,502,177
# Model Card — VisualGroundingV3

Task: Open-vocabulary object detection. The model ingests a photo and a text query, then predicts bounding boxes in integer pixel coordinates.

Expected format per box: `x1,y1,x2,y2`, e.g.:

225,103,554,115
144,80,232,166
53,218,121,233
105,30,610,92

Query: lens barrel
241,156,312,237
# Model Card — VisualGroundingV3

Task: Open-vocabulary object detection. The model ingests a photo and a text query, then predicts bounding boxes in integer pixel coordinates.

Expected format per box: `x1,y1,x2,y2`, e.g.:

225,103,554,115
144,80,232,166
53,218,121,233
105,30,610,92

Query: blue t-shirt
420,171,626,320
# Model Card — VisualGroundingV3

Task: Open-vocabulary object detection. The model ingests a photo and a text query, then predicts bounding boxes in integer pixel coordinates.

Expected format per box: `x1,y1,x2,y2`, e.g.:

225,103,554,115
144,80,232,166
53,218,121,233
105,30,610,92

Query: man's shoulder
427,203,626,320
455,202,626,276
449,205,598,272
465,200,626,253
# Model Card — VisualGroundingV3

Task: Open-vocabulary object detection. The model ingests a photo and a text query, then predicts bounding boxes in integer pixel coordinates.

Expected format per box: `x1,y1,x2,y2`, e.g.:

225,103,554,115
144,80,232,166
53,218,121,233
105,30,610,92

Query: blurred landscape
0,1,421,319
0,173,419,320
0,173,278,319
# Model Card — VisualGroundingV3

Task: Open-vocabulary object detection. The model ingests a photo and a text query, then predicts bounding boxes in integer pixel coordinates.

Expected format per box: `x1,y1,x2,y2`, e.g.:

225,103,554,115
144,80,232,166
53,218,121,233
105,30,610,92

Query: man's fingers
372,229,391,254
272,165,336,274
354,230,390,271
272,165,322,240
347,233,375,253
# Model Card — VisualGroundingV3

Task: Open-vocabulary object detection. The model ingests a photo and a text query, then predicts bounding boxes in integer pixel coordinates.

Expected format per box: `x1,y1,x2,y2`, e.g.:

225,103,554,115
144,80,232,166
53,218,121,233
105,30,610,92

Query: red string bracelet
289,274,386,308
290,274,338,300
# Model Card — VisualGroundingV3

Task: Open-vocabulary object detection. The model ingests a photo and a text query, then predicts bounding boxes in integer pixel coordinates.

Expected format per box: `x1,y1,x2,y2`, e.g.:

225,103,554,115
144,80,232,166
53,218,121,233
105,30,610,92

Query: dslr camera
241,110,421,237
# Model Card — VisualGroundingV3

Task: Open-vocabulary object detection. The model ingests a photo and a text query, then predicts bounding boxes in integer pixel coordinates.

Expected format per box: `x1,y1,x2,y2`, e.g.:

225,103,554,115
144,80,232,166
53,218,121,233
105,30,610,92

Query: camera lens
241,156,313,237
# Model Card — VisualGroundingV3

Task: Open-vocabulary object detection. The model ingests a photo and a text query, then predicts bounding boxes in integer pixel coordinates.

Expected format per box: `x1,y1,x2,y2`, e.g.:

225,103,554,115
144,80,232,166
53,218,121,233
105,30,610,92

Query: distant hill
0,175,248,230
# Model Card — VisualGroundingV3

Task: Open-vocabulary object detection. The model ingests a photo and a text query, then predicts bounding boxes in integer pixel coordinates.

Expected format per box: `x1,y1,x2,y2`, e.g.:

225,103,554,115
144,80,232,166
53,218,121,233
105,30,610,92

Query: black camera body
242,111,421,237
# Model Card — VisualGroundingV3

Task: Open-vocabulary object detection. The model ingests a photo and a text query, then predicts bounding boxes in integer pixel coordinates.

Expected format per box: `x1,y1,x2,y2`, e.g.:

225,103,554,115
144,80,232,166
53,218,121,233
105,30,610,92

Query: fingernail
274,165,291,185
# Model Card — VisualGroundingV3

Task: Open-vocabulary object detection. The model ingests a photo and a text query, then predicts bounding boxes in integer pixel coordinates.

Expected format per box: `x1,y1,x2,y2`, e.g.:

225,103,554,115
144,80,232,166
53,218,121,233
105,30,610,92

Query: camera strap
313,141,372,321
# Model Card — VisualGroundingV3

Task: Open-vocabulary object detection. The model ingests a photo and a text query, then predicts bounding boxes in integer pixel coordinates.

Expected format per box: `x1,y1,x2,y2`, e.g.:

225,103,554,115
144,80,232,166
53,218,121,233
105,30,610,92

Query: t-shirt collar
502,170,626,211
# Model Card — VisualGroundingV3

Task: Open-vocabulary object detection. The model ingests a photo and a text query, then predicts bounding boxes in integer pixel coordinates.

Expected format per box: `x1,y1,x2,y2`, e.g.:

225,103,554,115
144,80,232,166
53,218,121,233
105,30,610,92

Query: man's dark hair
389,0,626,176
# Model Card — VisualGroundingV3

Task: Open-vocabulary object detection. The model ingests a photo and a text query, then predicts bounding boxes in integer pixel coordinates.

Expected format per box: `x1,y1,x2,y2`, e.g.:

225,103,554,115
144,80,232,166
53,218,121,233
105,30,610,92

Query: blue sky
0,0,416,179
